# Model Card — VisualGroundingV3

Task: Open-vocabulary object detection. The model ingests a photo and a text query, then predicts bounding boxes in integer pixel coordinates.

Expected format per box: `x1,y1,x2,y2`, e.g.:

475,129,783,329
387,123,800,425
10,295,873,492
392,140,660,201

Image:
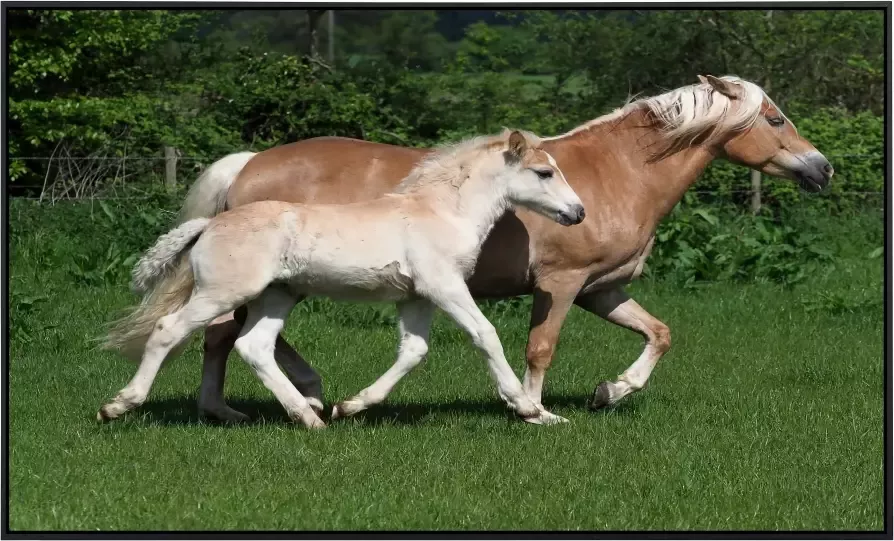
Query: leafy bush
10,189,876,294
646,199,837,287
9,187,182,287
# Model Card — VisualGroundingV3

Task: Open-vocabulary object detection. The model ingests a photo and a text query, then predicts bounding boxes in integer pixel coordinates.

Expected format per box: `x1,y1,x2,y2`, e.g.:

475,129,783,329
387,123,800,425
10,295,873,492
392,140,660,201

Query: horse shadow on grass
127,391,641,428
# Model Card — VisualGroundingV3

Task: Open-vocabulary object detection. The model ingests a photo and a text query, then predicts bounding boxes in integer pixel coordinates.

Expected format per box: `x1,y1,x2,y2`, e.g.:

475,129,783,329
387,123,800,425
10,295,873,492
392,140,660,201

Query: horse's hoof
199,406,251,424
588,381,613,410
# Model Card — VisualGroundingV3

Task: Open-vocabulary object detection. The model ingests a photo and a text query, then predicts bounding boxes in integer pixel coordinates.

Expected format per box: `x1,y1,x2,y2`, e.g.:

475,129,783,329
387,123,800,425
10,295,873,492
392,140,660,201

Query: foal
100,131,585,428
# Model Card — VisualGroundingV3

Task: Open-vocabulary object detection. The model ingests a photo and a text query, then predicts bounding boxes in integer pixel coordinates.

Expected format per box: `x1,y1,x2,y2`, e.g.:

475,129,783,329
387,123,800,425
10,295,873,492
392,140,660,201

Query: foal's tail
178,151,256,223
131,218,209,295
102,219,209,362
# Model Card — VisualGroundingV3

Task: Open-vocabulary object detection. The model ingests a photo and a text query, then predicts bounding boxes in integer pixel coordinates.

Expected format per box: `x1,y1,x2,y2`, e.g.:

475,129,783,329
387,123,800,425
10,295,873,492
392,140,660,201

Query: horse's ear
507,130,527,161
701,75,744,100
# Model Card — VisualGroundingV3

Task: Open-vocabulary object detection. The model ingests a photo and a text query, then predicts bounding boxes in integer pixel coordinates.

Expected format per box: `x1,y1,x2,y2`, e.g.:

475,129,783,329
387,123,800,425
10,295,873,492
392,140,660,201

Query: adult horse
180,75,833,423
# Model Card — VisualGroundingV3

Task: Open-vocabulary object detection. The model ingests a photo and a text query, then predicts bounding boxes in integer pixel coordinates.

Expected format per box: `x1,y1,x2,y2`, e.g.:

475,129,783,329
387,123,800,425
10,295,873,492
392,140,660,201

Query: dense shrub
9,190,881,293
12,56,881,211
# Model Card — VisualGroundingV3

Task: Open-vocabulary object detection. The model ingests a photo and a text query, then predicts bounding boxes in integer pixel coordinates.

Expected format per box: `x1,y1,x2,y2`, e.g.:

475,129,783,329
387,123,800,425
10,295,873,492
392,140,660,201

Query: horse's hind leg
574,287,671,409
98,295,230,421
198,312,251,423
332,299,435,420
234,288,325,429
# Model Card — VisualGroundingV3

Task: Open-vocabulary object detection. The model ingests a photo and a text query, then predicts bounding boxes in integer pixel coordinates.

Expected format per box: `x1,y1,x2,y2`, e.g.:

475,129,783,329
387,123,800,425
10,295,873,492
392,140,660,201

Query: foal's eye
767,116,785,127
533,169,554,179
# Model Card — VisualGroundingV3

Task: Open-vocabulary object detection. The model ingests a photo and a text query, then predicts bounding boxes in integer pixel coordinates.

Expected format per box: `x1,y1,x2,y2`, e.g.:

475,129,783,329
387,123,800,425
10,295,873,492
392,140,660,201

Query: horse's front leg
424,275,567,425
522,272,588,409
574,287,671,409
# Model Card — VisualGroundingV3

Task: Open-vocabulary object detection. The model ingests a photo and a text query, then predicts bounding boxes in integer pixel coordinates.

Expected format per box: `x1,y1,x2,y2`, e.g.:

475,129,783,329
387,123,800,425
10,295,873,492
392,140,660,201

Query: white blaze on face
543,151,582,212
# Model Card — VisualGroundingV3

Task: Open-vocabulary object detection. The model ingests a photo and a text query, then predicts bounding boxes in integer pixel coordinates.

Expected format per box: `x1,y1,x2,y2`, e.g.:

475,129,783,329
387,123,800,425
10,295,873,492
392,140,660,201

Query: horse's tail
178,151,256,223
101,220,207,362
131,218,209,295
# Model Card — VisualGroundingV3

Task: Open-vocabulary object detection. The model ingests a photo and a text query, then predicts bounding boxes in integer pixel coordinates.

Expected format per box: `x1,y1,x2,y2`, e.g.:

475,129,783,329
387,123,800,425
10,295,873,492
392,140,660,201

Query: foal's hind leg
234,288,325,429
332,300,435,420
98,296,229,421
199,305,324,422
575,287,671,409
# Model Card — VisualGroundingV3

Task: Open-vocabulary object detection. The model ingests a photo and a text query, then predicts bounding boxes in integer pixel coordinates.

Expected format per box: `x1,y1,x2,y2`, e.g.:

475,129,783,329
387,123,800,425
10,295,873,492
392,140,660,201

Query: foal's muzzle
557,205,586,226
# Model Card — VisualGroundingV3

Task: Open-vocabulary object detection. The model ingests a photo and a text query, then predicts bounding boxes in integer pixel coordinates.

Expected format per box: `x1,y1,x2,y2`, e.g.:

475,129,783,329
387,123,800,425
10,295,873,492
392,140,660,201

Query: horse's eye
767,116,785,127
534,169,553,179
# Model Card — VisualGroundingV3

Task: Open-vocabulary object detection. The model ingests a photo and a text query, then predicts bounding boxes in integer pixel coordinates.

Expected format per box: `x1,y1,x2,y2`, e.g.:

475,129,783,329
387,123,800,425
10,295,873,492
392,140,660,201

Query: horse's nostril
823,163,834,175
577,207,586,221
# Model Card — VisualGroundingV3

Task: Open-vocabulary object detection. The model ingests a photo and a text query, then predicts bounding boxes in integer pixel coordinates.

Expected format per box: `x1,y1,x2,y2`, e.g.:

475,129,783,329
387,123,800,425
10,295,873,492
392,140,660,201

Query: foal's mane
545,76,780,152
393,129,540,194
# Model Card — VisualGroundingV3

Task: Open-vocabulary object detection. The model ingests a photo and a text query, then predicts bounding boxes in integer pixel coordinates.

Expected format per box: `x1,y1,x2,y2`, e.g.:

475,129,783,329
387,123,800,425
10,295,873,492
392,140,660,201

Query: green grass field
7,203,885,531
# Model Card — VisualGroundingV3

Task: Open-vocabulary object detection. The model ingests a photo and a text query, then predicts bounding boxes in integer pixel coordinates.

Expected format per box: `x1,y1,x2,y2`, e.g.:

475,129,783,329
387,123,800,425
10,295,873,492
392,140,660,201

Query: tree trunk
306,9,327,58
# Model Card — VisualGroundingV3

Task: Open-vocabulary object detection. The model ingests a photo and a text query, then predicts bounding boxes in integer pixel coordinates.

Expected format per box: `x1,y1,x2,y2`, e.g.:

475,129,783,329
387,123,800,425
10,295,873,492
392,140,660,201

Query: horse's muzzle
795,154,834,193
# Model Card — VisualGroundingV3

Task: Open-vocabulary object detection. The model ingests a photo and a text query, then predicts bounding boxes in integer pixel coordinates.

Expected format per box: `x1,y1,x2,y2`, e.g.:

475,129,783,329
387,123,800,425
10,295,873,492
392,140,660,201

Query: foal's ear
507,130,528,162
699,74,744,100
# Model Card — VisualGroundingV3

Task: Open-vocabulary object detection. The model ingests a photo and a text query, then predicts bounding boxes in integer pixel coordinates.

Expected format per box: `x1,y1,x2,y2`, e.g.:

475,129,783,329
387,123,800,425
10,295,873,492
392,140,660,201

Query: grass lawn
7,247,884,530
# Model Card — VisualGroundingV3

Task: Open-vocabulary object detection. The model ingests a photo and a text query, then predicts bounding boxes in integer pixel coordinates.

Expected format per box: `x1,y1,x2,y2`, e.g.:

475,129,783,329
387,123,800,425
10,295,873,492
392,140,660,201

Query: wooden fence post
164,146,178,191
750,169,762,214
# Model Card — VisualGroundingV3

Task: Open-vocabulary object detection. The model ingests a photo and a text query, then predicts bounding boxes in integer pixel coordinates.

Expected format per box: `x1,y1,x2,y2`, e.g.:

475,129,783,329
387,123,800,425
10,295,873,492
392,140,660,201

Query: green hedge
10,51,883,211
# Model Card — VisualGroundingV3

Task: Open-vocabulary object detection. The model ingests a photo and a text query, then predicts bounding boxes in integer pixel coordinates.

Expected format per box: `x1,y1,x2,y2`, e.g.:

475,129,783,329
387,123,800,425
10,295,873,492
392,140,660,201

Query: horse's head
702,75,833,193
503,130,585,226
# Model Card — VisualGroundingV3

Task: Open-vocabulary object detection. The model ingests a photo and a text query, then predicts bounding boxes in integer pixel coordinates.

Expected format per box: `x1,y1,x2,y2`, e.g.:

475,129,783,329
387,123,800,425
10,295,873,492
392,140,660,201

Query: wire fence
9,151,885,203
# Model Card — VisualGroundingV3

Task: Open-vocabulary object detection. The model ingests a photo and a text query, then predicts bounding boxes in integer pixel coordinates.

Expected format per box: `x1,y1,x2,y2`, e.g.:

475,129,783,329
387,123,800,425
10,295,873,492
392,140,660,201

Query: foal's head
500,130,586,226
699,75,834,192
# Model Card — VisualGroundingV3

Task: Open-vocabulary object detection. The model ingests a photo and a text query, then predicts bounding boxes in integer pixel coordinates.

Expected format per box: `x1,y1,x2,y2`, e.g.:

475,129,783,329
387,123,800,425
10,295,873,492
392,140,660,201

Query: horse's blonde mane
394,128,540,194
545,76,779,149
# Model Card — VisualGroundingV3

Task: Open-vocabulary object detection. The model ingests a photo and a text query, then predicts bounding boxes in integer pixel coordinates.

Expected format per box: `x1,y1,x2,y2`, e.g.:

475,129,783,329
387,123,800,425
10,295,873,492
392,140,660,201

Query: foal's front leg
424,276,568,425
331,299,435,419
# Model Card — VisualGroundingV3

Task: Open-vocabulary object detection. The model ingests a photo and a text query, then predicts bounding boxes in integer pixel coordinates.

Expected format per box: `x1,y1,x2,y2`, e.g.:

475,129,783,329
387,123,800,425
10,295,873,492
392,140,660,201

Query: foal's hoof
96,402,124,422
307,397,325,418
588,381,613,410
523,410,569,426
299,410,327,430
330,399,363,421
306,416,327,430
330,404,344,421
